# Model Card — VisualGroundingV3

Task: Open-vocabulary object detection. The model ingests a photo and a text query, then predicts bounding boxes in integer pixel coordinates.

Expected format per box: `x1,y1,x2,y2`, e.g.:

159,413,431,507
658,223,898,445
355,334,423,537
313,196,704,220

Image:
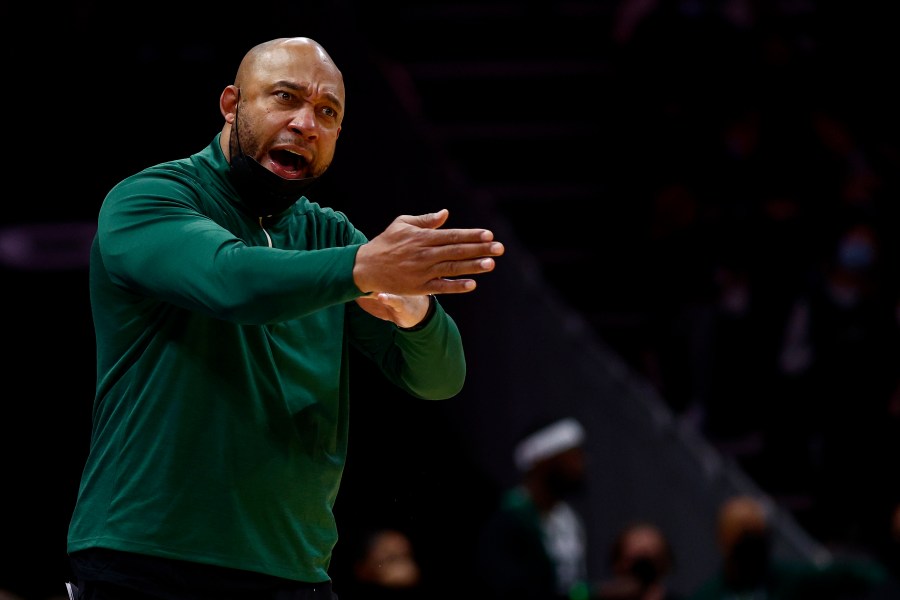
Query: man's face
545,446,587,497
235,44,344,181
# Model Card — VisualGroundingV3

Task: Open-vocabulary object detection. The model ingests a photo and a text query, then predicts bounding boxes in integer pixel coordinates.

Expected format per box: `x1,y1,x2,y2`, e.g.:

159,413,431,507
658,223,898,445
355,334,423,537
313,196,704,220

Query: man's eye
322,106,336,118
276,91,293,101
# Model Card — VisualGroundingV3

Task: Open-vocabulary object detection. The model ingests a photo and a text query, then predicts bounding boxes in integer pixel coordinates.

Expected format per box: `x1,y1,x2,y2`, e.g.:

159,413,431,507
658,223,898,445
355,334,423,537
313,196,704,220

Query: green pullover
67,134,466,584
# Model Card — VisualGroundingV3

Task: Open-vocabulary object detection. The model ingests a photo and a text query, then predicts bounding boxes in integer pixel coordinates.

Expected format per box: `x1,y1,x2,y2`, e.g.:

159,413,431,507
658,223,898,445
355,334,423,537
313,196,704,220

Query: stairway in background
349,0,659,358
347,0,834,548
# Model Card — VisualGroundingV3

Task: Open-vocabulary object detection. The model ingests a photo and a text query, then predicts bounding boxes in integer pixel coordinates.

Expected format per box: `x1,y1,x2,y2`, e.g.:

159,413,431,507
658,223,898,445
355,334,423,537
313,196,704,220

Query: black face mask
545,467,587,499
228,102,320,217
729,531,771,587
630,556,661,586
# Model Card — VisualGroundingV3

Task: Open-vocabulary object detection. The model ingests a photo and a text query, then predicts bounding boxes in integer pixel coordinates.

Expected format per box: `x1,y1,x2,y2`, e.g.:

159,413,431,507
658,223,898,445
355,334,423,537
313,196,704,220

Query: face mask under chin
229,149,320,217
226,99,320,217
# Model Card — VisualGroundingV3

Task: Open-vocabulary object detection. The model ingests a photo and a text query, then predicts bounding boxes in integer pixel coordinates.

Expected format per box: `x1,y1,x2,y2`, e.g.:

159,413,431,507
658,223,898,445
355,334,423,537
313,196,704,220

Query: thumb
401,208,449,230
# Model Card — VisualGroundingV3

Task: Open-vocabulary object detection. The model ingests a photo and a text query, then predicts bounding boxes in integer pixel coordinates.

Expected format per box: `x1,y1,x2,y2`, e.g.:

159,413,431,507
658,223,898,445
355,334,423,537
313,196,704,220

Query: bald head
233,37,345,116
235,37,343,91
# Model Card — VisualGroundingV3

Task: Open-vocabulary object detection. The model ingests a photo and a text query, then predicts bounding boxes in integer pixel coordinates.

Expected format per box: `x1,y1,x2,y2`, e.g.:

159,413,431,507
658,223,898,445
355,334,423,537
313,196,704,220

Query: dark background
3,1,900,598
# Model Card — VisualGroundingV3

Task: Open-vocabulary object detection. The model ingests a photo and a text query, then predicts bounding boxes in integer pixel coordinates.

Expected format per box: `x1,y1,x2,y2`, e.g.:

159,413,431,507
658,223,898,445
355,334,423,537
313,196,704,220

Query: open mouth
270,149,309,178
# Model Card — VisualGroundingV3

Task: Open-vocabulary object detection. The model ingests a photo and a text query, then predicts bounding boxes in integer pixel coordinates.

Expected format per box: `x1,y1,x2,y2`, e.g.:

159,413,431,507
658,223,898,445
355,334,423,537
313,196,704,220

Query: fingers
398,208,450,230
418,256,498,295
353,209,504,297
425,278,478,294
418,221,496,245
396,209,499,247
435,241,504,261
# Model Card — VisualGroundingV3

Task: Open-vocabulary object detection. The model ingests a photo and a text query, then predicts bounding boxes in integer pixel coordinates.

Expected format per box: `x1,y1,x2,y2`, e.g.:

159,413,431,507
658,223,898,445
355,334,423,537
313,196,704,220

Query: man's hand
353,209,504,296
355,293,431,328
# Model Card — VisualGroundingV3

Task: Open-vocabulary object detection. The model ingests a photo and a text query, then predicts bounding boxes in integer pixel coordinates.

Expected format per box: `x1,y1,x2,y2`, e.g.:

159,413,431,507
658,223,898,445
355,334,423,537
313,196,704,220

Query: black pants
69,549,338,600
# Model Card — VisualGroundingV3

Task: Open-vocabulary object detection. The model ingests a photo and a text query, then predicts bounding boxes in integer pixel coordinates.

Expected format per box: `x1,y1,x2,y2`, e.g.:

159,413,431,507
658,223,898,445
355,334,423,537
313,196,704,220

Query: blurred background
2,0,898,598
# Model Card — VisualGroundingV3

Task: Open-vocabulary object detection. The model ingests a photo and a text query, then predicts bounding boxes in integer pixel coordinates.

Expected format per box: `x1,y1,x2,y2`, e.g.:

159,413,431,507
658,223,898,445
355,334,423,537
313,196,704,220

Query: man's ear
220,85,240,122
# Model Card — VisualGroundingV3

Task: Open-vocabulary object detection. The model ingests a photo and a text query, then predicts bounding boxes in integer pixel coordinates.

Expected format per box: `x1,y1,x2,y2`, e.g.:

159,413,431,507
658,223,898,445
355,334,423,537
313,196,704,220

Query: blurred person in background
775,219,896,548
689,495,886,600
475,416,592,600
337,527,426,600
595,520,685,600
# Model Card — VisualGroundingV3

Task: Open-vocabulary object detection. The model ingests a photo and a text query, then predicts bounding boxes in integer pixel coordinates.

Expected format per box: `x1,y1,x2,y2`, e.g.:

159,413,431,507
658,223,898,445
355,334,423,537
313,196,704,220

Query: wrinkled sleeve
97,171,364,325
346,297,466,400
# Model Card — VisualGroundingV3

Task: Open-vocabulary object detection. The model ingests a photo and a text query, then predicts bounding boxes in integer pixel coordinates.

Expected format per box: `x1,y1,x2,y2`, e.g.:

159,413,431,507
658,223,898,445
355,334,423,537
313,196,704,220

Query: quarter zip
259,216,273,248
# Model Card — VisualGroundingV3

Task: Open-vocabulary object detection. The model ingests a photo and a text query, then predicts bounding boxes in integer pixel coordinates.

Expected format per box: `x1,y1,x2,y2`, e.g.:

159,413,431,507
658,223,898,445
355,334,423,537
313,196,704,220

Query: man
344,527,424,599
66,37,504,600
689,495,886,600
476,416,591,600
595,521,684,600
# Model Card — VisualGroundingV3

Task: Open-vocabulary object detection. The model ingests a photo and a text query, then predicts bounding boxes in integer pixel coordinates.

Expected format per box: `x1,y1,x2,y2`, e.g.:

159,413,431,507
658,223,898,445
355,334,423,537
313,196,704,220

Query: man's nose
289,107,318,137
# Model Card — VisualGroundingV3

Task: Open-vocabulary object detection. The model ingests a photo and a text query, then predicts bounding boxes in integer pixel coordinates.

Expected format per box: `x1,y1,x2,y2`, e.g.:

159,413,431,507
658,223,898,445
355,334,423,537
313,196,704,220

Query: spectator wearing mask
689,495,886,600
476,416,592,600
595,521,684,600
